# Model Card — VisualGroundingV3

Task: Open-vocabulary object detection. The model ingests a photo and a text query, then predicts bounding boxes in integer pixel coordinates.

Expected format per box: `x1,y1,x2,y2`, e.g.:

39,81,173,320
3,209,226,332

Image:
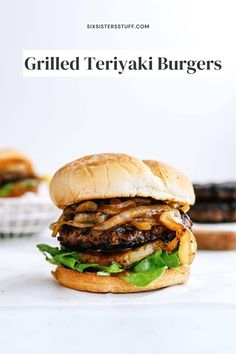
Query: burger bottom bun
194,229,236,250
52,265,190,293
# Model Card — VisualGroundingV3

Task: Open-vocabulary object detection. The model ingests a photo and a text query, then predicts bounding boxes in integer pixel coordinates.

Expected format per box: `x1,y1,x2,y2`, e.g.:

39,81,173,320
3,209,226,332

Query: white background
0,0,236,181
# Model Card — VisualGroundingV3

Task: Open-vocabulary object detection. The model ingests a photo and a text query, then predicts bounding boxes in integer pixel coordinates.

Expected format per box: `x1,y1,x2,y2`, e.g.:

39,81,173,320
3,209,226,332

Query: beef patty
194,182,236,201
0,171,36,187
189,201,236,223
58,212,191,252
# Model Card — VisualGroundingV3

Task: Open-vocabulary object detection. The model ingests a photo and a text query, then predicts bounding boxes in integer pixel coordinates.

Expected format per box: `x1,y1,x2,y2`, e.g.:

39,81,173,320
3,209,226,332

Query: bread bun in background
0,149,35,175
193,227,236,250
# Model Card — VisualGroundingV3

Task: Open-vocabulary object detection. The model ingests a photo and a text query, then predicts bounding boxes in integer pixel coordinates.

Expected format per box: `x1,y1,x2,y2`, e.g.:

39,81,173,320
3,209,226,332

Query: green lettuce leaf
123,250,180,287
121,267,167,287
37,244,180,288
0,179,38,197
162,251,180,268
21,179,37,188
0,183,13,197
37,244,123,273
133,249,180,273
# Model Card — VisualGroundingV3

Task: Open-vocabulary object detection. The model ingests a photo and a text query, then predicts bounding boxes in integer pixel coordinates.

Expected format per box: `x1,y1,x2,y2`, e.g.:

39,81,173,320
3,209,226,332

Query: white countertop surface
0,232,236,354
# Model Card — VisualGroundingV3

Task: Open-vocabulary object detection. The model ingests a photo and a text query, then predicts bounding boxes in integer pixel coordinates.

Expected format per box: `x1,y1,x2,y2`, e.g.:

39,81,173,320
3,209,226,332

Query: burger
38,153,197,293
0,149,41,198
189,182,236,250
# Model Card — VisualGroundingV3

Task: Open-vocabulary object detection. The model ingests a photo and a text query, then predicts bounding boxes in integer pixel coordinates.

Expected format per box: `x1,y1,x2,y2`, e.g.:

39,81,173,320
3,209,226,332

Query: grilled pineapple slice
179,229,197,265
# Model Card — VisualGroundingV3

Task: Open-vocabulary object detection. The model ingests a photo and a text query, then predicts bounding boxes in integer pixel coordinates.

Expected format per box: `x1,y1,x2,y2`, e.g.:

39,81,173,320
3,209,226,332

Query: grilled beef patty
193,182,236,201
190,182,236,223
189,201,236,223
0,171,36,187
58,212,191,252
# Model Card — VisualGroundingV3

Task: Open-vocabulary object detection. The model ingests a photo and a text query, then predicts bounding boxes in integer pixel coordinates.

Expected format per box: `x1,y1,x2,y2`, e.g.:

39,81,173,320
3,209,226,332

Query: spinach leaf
162,251,180,268
121,267,167,287
37,244,180,287
0,183,13,197
37,244,123,273
133,249,180,273
124,250,180,287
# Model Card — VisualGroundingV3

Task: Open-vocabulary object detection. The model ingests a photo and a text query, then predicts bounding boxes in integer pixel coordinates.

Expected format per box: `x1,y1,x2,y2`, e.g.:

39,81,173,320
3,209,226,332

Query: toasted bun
143,159,195,204
50,153,195,208
0,149,35,175
193,229,236,250
53,265,190,293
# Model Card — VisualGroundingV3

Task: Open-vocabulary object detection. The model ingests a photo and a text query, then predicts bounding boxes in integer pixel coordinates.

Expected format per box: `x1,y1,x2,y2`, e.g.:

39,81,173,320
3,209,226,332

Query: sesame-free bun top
0,149,35,175
50,153,195,209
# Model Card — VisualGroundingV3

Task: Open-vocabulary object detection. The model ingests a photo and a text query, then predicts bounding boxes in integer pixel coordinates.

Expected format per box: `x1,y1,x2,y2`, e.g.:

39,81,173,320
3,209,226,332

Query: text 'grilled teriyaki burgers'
38,153,197,293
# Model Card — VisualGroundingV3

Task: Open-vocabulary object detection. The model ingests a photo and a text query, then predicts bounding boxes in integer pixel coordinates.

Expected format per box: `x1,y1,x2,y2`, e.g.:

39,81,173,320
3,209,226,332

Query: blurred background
0,0,235,182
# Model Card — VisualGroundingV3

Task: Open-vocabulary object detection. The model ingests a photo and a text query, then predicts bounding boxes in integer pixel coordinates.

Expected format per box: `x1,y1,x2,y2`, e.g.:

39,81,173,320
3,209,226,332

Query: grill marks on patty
59,224,175,252
58,206,191,252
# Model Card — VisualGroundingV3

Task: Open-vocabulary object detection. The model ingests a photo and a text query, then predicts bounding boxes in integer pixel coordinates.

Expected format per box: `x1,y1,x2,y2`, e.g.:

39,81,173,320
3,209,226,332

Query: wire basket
0,186,59,237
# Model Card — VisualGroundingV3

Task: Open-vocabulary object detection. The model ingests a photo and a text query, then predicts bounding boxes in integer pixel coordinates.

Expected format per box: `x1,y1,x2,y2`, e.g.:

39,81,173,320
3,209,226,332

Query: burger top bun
50,153,195,209
0,149,35,175
143,159,195,205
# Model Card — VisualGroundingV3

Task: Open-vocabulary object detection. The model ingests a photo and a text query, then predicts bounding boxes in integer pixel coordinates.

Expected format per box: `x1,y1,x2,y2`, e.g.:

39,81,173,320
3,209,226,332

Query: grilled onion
75,201,98,213
159,210,184,233
93,205,172,231
180,204,190,212
51,220,95,236
132,217,157,230
74,212,106,224
132,197,152,205
98,200,137,215
51,222,63,237
166,235,181,252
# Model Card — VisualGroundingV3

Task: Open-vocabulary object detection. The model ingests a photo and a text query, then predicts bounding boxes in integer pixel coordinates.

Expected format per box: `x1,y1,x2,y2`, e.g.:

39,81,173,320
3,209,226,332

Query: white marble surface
0,233,236,354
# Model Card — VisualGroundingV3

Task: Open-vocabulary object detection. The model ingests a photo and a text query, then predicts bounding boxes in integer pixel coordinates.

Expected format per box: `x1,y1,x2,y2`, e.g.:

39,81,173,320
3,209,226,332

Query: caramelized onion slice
166,235,181,253
180,204,190,212
93,205,172,231
62,221,96,228
160,210,196,261
74,212,106,224
75,201,98,213
51,221,64,237
51,220,95,236
98,200,137,215
132,197,152,205
159,210,184,233
74,213,94,223
132,217,157,230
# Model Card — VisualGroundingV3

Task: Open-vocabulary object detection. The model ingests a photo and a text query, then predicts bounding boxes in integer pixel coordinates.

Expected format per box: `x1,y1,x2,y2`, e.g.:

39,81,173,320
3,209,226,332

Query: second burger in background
38,153,197,293
0,149,41,198
189,182,236,250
